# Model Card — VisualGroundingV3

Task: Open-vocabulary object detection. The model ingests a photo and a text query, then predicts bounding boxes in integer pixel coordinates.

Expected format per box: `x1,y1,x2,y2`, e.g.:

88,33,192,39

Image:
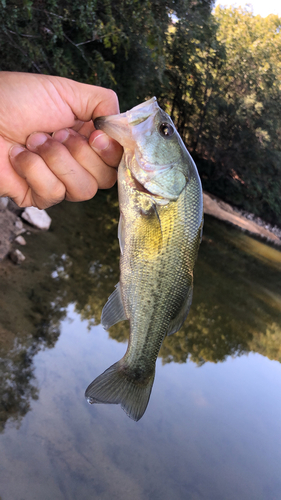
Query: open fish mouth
129,171,169,204
93,97,159,148
131,174,154,195
131,173,162,198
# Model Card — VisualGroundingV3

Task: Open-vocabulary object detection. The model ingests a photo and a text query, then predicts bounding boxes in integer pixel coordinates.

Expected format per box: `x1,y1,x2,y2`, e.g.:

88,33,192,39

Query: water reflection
0,189,281,430
0,338,38,432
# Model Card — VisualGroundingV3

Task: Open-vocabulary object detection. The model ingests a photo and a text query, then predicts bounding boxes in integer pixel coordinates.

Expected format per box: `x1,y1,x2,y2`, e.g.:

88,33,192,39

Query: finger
89,130,123,168
0,137,29,201
52,129,121,188
75,120,95,138
9,145,66,208
26,133,99,202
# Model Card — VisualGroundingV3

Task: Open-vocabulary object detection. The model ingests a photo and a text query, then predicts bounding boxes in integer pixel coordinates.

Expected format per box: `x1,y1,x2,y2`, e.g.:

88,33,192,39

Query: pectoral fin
101,282,127,329
167,286,193,336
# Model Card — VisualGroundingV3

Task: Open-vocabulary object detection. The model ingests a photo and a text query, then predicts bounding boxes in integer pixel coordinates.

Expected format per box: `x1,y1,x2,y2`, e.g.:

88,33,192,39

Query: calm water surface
0,190,281,500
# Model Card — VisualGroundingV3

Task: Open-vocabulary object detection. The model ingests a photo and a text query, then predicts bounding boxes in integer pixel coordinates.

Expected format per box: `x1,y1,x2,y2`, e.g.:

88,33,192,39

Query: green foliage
161,6,281,224
0,0,125,83
0,0,211,106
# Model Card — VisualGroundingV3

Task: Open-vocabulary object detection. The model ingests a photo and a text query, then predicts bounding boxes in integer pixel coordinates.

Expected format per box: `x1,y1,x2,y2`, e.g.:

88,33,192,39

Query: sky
214,0,281,17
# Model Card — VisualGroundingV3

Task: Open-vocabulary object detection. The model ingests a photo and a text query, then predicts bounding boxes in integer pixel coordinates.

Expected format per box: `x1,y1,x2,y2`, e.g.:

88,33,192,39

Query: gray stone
10,249,26,264
0,197,9,210
0,210,18,261
15,235,27,246
14,218,26,235
21,207,52,230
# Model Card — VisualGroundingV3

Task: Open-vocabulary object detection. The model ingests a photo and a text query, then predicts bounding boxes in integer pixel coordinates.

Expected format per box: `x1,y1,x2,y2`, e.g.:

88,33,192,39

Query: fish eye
159,122,174,138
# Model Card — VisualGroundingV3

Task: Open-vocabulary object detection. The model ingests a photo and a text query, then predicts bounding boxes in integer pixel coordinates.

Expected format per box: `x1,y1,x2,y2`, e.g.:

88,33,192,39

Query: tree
0,0,213,107
161,6,281,224
208,7,281,223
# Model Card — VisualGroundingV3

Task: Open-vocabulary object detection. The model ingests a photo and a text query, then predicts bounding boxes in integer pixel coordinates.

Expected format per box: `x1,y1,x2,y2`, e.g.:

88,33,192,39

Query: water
0,190,281,500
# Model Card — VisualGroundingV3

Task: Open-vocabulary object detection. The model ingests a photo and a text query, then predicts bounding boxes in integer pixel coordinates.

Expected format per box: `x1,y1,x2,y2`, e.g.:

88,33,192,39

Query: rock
21,207,52,230
9,249,26,264
14,218,26,235
0,197,9,210
7,198,23,215
15,235,27,246
0,210,18,261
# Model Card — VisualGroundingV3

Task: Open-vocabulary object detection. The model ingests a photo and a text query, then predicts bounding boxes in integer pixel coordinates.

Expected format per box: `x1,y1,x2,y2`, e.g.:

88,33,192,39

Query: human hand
0,72,123,209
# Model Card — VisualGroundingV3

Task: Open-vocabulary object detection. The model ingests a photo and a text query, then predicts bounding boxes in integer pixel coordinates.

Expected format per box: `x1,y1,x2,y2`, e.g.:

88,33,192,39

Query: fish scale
85,97,203,421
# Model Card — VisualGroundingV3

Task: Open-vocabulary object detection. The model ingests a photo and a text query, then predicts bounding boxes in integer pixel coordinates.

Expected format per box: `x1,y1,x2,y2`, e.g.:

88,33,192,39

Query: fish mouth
131,174,155,196
130,173,169,204
93,97,159,149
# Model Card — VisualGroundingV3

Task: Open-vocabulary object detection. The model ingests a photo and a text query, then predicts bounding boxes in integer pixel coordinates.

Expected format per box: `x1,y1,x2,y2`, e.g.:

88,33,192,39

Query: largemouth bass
85,97,203,421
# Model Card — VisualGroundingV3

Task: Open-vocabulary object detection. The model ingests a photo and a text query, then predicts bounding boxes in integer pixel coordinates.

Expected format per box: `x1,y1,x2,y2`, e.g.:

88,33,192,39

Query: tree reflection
0,340,38,432
0,191,280,430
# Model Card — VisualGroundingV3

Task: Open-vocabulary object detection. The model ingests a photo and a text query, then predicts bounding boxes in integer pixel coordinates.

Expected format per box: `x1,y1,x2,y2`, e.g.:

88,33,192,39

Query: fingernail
91,133,110,152
9,145,26,159
52,129,70,143
27,133,48,150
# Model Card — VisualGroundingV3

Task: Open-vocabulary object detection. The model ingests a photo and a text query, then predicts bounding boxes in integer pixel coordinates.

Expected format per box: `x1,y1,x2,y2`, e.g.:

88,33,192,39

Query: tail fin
85,361,155,422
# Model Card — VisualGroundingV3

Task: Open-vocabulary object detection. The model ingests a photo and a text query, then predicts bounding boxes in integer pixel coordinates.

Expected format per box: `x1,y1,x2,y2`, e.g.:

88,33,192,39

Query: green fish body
85,98,203,421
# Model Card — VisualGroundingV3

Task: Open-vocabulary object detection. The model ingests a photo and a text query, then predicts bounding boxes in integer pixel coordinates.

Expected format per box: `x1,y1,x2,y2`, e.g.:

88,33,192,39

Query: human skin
0,72,123,209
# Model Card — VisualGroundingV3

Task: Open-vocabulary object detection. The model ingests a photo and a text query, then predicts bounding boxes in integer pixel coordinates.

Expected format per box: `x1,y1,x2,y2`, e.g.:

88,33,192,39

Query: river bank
203,192,281,245
0,192,280,265
0,197,52,263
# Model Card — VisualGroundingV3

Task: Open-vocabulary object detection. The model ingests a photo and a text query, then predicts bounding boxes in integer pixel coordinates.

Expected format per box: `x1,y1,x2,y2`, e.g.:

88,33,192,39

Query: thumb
52,77,120,122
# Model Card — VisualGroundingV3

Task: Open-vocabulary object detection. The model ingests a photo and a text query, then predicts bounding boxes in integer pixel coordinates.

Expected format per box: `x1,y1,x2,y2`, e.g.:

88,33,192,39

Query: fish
85,97,203,421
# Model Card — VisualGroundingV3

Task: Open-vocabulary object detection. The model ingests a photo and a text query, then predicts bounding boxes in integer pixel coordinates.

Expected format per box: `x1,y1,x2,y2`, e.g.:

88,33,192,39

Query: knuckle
107,89,118,103
16,198,30,209
79,181,98,201
51,181,66,203
106,176,117,190
33,199,49,210
67,179,98,202
99,169,117,189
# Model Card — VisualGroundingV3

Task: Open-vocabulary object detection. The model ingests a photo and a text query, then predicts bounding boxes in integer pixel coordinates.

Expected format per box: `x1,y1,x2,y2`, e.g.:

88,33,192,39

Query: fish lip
93,117,104,130
93,98,158,146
